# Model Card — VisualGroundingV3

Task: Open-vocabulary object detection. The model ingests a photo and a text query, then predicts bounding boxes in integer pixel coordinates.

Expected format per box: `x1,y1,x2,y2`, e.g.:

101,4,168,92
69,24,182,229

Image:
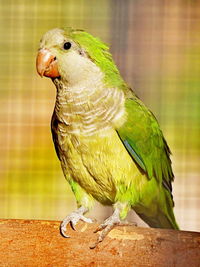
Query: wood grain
0,219,200,267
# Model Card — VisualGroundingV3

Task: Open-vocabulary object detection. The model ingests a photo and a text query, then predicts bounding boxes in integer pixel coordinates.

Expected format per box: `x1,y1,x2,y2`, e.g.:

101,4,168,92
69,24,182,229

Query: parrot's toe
90,213,136,249
60,211,93,238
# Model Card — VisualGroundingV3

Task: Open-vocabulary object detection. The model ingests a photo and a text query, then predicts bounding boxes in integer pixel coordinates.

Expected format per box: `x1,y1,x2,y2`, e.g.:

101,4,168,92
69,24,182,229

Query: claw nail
60,226,70,238
63,233,70,238
93,227,100,233
60,230,70,238
70,221,77,231
90,235,103,249
90,243,97,249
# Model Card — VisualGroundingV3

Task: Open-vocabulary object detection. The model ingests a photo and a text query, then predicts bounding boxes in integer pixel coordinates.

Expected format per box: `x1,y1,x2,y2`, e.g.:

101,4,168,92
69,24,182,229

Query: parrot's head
36,28,125,87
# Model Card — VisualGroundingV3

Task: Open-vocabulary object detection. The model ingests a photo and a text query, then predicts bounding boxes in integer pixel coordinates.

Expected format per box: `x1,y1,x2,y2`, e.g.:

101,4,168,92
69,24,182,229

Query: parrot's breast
51,79,146,205
52,120,146,205
53,78,126,136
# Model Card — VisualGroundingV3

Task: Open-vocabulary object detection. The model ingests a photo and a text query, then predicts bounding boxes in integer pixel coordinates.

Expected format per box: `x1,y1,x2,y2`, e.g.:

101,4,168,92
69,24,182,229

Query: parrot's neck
52,73,126,136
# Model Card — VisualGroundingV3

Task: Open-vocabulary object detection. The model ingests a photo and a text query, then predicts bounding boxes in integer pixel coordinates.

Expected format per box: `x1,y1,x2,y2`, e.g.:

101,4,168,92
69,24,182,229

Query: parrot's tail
136,190,180,230
137,210,179,230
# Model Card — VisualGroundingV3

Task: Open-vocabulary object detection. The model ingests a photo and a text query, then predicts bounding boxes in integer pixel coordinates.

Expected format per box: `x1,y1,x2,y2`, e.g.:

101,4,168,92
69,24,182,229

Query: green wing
117,97,174,194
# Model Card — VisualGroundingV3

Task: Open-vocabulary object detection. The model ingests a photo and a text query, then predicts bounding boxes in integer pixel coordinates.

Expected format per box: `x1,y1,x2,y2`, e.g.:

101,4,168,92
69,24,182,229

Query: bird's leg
91,202,136,248
60,206,93,238
60,180,95,238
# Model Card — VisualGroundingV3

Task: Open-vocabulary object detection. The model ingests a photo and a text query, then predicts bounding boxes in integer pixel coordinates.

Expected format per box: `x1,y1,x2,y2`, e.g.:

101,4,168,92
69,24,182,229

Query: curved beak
36,48,60,78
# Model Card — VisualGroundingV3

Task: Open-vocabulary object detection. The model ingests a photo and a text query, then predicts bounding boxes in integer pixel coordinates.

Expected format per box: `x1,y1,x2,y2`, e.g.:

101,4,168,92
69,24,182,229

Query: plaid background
0,0,200,231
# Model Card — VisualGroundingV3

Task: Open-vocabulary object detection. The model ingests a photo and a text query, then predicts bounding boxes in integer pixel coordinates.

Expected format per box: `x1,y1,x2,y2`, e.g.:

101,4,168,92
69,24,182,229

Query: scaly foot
60,206,93,238
90,208,136,249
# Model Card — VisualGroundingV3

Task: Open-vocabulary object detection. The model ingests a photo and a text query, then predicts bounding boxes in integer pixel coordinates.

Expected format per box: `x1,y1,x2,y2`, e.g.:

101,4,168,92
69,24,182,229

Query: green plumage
117,96,179,229
39,27,179,233
117,97,174,190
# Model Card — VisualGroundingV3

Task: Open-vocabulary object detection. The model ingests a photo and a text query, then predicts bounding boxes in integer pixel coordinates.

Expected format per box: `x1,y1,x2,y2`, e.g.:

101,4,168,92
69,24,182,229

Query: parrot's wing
117,97,174,194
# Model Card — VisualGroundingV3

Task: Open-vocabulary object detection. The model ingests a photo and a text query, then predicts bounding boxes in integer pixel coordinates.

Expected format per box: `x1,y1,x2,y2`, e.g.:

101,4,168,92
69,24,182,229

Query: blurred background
0,0,199,232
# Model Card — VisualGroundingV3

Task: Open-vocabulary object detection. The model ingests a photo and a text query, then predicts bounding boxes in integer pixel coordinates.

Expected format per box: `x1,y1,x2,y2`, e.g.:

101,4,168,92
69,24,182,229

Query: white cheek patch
58,50,101,85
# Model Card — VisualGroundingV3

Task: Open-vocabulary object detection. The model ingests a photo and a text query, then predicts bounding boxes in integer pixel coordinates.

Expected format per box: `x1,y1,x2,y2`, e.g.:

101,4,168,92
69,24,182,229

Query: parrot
36,27,179,246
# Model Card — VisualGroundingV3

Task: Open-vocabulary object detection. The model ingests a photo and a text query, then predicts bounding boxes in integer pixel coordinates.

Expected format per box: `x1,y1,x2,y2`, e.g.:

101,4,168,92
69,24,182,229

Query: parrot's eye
63,42,72,50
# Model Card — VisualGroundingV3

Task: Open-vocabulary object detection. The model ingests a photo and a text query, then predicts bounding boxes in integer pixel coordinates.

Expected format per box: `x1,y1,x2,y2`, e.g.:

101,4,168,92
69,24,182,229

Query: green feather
117,96,174,195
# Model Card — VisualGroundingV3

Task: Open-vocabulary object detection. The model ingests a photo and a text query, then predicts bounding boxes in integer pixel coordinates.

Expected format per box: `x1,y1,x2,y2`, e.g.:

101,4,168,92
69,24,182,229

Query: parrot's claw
90,210,137,249
60,207,93,238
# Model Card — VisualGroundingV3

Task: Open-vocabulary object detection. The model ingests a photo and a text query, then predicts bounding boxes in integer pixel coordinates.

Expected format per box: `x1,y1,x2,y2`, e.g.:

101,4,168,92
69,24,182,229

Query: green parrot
36,28,179,246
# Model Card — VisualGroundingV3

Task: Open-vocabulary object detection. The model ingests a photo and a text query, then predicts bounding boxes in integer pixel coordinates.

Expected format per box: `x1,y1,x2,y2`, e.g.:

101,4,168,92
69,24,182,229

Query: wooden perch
0,219,200,267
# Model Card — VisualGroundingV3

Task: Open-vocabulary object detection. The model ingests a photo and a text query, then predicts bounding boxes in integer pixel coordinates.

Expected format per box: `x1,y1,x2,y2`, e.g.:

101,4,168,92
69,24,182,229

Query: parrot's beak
36,49,60,78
